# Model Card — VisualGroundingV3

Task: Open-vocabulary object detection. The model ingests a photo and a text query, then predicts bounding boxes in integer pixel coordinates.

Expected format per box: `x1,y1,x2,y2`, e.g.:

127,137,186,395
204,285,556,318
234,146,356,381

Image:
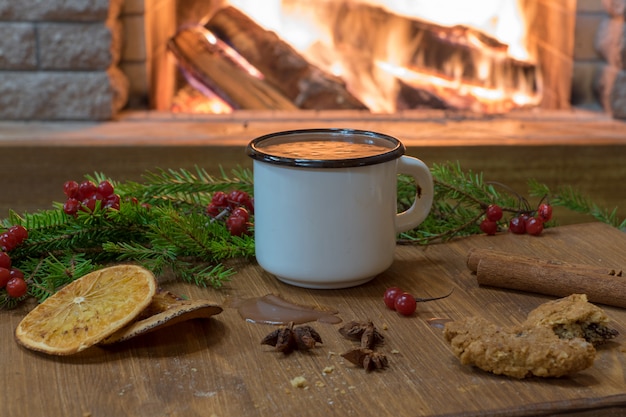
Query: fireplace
1,0,625,120
149,0,564,115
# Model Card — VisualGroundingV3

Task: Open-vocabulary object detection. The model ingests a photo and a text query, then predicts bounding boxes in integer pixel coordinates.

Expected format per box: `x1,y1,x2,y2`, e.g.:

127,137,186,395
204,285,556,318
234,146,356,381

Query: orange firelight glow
233,0,540,113
178,0,541,114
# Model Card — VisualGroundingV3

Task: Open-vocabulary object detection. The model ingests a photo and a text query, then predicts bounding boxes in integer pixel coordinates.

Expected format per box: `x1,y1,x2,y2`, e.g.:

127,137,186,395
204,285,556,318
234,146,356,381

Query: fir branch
10,210,145,263
528,180,625,228
1,161,621,310
3,208,69,231
118,166,253,208
20,254,98,303
101,241,178,263
172,262,235,288
398,162,522,245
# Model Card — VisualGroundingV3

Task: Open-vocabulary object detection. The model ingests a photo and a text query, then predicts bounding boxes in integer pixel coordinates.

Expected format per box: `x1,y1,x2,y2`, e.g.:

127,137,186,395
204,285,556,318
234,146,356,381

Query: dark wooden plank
1,223,626,416
0,136,623,225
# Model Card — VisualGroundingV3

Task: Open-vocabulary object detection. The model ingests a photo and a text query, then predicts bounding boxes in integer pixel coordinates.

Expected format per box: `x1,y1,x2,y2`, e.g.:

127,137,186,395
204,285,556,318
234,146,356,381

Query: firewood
205,6,367,110
312,2,538,92
167,26,297,111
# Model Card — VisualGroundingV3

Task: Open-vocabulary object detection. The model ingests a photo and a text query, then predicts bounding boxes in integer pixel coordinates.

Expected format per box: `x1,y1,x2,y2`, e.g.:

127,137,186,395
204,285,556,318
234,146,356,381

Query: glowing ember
171,84,232,114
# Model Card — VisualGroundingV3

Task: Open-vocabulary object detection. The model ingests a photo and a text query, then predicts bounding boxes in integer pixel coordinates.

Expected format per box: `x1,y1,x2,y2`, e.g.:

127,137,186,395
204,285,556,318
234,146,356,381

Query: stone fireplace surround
1,0,625,121
0,0,128,120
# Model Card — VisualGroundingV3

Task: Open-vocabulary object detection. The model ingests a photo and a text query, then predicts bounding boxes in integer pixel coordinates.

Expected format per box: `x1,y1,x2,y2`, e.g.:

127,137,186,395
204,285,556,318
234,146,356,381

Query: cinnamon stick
466,249,626,308
467,248,622,276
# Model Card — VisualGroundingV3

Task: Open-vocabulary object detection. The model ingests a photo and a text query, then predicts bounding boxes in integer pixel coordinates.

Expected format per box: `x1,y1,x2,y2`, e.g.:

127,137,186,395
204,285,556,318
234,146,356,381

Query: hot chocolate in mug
246,128,433,289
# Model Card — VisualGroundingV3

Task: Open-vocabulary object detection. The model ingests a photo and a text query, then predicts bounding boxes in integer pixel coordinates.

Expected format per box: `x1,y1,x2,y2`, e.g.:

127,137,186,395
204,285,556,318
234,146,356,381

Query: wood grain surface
1,222,626,417
1,112,625,416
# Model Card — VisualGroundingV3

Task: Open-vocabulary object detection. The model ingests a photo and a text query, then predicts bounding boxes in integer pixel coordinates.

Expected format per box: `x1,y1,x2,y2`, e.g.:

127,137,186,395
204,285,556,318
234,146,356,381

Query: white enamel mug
246,129,433,289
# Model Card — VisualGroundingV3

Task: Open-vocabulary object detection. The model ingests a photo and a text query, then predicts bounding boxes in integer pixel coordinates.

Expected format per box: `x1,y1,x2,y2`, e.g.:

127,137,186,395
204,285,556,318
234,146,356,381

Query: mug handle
395,155,434,233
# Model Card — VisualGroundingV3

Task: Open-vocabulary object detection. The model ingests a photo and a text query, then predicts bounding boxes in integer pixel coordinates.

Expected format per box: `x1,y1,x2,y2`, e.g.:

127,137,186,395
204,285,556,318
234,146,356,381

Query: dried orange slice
15,264,157,355
100,288,222,345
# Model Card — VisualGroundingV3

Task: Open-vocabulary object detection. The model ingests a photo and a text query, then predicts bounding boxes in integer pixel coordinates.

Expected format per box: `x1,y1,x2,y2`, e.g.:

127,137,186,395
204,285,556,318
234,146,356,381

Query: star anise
261,322,322,354
338,320,384,349
341,348,388,372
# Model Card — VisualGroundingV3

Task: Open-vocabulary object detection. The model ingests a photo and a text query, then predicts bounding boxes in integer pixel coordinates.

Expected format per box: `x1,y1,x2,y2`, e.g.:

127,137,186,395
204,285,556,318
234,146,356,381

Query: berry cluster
508,203,553,235
383,287,417,316
206,190,254,236
479,204,503,235
62,180,121,216
0,224,28,252
0,225,29,298
480,202,553,236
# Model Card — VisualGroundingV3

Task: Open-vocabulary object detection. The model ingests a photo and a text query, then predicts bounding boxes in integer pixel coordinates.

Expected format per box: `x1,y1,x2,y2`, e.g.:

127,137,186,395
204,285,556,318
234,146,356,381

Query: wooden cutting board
2,222,626,417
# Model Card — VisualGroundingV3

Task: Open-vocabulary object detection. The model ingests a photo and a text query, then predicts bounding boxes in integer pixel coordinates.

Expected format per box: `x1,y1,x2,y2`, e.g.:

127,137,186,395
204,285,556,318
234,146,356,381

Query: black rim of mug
245,128,406,168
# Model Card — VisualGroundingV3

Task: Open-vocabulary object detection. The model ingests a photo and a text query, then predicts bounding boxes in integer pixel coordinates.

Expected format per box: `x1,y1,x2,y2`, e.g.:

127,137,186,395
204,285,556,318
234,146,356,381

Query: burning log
396,80,448,110
326,2,538,91
285,1,540,112
167,27,297,111
205,6,367,110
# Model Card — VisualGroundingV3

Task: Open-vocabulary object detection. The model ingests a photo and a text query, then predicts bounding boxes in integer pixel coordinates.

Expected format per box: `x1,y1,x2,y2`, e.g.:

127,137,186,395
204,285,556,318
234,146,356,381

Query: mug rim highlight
246,128,405,168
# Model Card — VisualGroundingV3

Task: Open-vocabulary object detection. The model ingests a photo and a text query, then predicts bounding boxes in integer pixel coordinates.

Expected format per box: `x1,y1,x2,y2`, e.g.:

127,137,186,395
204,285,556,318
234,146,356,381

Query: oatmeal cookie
443,294,618,379
444,317,596,378
523,294,619,345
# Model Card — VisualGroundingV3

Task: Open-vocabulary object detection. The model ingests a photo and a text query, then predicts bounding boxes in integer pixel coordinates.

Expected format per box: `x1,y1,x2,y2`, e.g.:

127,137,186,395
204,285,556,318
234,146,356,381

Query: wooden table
2,222,626,417
1,114,626,416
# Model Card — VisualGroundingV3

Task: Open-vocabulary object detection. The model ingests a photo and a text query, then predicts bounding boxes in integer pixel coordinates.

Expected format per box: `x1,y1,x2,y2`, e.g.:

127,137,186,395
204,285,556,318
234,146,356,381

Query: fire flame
180,0,541,114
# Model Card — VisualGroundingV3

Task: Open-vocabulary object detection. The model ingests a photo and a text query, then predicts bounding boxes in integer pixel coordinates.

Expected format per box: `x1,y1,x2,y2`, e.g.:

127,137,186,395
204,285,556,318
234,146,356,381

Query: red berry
206,203,222,218
6,277,27,298
0,232,18,252
0,267,10,288
78,180,97,200
230,207,250,222
479,219,498,235
537,203,553,222
104,194,121,210
226,215,249,236
485,204,503,222
228,190,254,212
10,268,24,280
81,194,98,212
509,216,526,234
8,225,28,244
394,292,417,316
63,180,79,198
211,191,228,207
97,180,115,198
525,216,544,236
64,198,80,215
0,252,10,270
383,287,403,310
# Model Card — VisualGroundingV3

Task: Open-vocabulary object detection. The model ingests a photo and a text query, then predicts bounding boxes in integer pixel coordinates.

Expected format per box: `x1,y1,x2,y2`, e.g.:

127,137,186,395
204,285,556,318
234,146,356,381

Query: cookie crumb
290,376,308,388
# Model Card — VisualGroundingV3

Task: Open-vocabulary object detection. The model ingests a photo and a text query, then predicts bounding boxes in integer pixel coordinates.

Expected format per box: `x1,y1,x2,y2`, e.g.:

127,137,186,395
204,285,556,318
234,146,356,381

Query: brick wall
0,0,129,120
